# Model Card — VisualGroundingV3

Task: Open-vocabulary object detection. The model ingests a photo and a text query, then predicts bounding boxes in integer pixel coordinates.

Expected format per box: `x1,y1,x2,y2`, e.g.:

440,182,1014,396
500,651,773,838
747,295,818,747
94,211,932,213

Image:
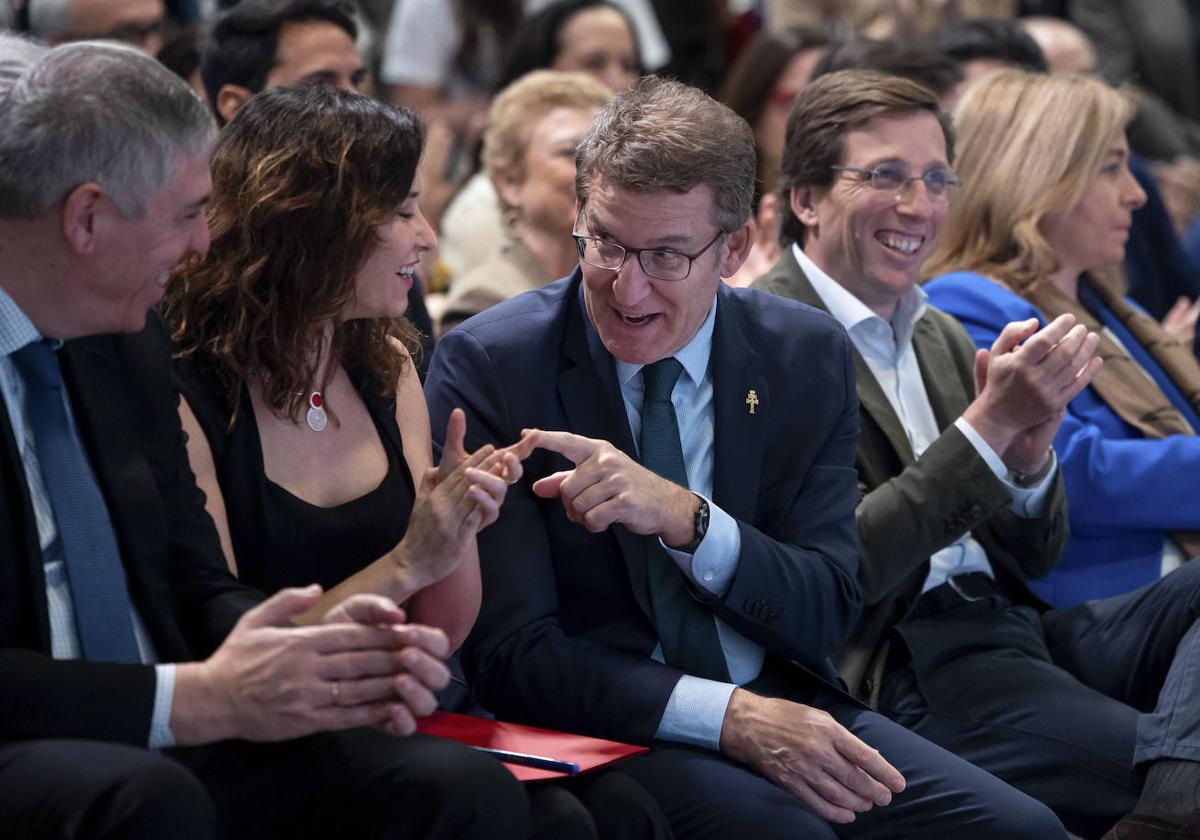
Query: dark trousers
615,694,1064,839
879,559,1200,839
0,729,529,839
528,770,674,840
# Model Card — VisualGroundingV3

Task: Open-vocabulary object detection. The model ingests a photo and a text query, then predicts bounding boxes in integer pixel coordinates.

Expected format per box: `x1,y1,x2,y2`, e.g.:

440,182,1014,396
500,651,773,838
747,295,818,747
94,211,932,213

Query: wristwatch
1010,450,1055,488
676,495,710,553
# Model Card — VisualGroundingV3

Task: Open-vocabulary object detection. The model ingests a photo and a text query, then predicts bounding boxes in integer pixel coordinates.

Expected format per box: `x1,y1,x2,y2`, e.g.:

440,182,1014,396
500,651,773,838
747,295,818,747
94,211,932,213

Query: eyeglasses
831,165,961,198
571,210,724,281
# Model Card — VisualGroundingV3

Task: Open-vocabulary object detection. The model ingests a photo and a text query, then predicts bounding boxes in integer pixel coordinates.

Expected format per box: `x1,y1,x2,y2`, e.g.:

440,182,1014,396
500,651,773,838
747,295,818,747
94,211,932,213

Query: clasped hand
519,429,696,546
183,587,451,744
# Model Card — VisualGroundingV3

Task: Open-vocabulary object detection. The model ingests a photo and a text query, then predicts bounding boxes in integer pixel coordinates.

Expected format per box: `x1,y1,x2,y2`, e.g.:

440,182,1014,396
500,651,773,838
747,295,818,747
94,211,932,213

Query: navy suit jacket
424,271,862,744
0,315,261,745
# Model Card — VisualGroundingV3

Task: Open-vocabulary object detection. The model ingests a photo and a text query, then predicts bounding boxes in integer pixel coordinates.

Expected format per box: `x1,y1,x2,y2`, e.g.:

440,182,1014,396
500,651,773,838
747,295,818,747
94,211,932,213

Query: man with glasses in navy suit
426,74,1063,839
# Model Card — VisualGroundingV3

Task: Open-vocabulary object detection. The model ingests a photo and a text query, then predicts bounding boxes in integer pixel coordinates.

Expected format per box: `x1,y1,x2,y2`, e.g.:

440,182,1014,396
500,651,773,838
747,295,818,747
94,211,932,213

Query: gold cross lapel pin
745,389,759,415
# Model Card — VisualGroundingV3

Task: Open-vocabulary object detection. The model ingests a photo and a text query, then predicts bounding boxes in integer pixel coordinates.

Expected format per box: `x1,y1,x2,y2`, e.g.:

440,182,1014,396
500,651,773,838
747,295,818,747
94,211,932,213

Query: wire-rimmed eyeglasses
571,209,724,282
831,164,961,198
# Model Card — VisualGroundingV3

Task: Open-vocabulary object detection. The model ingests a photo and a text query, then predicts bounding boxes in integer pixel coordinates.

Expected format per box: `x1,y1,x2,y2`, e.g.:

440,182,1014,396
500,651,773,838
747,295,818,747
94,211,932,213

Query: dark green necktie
639,358,729,681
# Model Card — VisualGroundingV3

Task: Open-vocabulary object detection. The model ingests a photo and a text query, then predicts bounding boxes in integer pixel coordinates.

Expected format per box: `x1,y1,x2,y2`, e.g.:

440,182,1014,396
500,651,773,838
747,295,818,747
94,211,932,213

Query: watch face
696,497,709,537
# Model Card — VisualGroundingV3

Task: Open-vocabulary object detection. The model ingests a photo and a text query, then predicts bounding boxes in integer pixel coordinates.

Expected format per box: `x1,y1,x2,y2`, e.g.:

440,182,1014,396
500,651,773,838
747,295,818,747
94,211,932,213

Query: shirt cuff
148,663,177,749
952,417,1056,517
653,675,737,750
1004,451,1056,516
661,496,740,597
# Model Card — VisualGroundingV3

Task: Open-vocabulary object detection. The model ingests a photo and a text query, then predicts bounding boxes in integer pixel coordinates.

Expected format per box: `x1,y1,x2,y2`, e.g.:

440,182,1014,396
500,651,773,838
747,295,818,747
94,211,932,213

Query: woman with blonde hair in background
436,1,641,293
439,70,611,333
923,69,1200,840
925,70,1200,609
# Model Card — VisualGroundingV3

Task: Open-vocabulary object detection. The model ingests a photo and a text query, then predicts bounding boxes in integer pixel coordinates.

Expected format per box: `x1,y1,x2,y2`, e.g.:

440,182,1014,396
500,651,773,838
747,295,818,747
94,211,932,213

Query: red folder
417,711,648,781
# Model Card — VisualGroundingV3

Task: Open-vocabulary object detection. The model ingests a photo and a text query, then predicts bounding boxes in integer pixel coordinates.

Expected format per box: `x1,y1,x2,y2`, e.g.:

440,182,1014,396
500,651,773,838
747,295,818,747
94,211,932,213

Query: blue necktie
639,358,729,681
11,340,142,664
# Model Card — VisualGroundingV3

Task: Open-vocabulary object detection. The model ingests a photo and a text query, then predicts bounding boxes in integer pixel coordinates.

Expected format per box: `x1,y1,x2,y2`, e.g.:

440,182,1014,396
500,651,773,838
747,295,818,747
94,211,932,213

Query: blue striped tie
640,358,729,681
12,340,142,664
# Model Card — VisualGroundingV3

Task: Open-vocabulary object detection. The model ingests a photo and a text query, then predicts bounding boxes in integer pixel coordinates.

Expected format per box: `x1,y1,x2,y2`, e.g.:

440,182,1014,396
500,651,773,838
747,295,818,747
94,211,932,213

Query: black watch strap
677,495,709,553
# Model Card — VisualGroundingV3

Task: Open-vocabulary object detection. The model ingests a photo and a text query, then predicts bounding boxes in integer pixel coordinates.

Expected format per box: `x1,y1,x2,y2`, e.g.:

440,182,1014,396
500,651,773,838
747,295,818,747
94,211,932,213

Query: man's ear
493,168,524,215
789,184,820,229
216,83,252,125
717,218,755,278
60,183,105,257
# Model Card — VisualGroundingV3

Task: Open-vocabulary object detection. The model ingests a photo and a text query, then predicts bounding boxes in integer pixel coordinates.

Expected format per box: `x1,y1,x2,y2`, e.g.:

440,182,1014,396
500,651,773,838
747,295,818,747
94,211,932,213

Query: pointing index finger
501,431,541,462
521,428,602,465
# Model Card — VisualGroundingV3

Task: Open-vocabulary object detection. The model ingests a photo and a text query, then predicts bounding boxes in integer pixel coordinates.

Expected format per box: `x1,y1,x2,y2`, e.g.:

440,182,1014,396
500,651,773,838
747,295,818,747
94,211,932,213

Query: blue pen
471,745,581,775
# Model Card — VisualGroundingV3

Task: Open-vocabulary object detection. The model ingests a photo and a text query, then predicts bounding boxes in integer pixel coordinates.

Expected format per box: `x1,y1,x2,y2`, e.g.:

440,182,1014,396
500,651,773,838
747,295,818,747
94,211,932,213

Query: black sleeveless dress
173,356,416,595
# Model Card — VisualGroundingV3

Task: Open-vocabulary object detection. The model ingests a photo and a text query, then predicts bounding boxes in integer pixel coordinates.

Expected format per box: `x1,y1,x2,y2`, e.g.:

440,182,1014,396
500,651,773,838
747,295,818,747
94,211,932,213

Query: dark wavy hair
163,84,423,425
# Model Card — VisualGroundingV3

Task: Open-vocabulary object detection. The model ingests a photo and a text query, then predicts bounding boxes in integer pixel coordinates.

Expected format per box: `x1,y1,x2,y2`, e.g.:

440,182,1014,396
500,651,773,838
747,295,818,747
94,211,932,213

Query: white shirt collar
792,243,927,350
0,286,47,356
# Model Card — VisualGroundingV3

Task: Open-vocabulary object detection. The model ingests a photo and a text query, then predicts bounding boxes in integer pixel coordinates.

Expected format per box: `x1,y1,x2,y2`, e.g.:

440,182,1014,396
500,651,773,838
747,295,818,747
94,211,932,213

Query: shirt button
703,571,714,583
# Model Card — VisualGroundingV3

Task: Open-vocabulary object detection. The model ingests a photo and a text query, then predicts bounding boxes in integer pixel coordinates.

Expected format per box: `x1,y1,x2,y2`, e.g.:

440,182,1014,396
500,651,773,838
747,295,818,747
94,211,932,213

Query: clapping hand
1162,296,1200,352
963,314,1101,475
393,410,534,589
434,408,528,518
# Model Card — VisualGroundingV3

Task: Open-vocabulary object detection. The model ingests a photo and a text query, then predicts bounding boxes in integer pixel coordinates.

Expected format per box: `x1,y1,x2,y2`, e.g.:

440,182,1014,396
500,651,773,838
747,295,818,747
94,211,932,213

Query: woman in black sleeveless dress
163,84,670,840
164,86,518,657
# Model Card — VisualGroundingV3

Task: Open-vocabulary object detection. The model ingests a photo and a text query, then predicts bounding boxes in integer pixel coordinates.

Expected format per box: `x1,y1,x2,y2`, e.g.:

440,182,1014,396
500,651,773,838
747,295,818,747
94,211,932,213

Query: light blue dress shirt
794,245,1055,592
611,298,764,750
0,287,176,748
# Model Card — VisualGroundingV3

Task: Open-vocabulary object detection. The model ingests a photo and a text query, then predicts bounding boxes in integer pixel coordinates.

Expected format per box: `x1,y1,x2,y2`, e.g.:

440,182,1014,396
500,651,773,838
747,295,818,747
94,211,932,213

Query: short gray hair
0,33,49,99
574,75,755,233
0,42,215,219
27,0,73,40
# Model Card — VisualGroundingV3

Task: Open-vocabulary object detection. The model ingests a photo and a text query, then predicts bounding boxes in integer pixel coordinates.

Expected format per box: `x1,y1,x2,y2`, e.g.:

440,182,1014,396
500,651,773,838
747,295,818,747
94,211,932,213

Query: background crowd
6,0,1200,336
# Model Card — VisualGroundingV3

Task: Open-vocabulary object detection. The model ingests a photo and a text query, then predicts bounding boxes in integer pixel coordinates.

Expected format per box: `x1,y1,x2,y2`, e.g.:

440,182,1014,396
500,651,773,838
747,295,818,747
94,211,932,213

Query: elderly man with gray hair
0,39,527,840
425,74,1062,838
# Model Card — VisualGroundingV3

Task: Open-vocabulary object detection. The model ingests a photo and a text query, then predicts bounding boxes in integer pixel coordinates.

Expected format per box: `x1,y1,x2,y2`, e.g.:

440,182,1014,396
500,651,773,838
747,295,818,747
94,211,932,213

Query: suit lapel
913,315,967,430
767,253,915,463
711,287,765,523
58,338,160,621
851,355,916,464
0,380,53,648
556,277,652,617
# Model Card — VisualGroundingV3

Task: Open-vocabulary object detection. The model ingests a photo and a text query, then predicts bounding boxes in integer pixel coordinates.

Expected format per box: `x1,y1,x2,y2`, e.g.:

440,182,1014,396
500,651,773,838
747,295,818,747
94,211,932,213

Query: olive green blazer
752,250,1068,700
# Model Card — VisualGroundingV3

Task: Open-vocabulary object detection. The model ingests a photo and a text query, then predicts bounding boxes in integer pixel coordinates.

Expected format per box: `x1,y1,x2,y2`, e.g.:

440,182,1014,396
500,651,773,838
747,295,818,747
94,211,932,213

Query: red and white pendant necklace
305,391,327,432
